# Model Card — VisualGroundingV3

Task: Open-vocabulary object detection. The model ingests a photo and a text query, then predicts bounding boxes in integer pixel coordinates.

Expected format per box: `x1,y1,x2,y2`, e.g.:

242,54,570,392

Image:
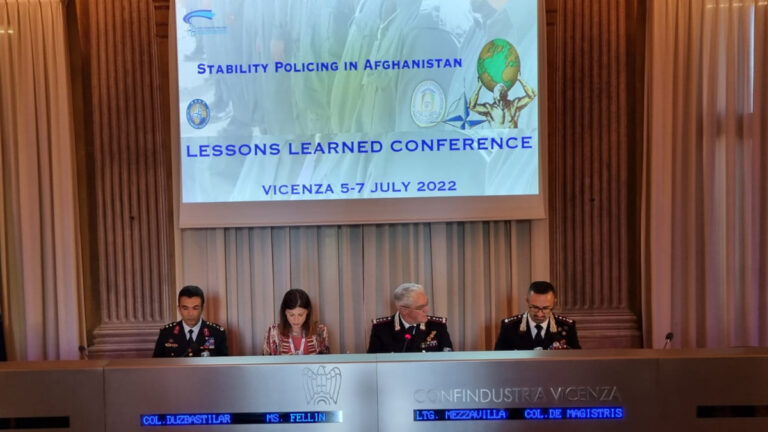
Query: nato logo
186,99,210,129
302,366,342,405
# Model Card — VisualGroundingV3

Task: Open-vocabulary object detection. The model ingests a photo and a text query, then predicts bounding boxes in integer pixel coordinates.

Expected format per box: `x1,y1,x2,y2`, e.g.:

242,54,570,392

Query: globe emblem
186,98,210,129
477,39,520,92
189,102,207,125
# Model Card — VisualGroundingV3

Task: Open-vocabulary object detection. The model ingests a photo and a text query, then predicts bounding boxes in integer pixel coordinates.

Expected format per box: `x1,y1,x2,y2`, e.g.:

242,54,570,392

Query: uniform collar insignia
520,313,557,333
394,312,425,331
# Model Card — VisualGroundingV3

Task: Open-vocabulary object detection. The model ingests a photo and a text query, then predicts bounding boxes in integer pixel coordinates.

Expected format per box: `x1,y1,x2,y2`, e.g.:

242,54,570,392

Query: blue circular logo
411,80,446,127
186,99,210,129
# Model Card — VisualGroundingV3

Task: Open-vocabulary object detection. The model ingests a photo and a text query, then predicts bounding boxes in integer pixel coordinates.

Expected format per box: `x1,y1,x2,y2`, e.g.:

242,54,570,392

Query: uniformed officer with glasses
367,283,453,353
494,281,581,350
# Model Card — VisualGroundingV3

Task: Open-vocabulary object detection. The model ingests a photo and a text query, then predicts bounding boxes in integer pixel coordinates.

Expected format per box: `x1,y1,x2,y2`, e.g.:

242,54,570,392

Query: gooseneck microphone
662,332,674,349
402,326,416,352
402,333,412,352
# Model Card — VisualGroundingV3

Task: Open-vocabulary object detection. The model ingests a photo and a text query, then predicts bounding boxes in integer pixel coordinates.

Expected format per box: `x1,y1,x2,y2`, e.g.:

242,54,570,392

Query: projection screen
172,0,547,227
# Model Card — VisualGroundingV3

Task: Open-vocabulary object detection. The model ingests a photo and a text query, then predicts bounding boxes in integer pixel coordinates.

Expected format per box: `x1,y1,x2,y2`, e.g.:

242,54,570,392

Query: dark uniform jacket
367,313,453,353
152,320,228,358
494,313,581,350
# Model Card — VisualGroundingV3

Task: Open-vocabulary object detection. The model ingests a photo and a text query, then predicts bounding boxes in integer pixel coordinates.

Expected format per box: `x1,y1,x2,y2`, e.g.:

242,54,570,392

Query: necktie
534,324,544,348
187,329,195,345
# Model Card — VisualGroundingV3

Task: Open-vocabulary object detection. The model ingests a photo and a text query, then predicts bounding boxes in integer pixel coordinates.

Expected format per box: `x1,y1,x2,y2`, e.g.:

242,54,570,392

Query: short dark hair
279,289,314,337
178,285,205,305
528,281,556,296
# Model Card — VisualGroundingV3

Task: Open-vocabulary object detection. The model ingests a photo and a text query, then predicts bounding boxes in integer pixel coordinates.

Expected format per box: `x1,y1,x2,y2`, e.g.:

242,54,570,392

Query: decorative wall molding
73,0,174,358
546,0,645,347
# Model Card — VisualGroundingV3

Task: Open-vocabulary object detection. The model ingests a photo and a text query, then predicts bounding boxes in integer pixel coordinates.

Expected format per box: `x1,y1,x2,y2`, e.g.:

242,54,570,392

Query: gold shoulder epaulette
503,313,524,323
371,315,393,325
426,315,447,324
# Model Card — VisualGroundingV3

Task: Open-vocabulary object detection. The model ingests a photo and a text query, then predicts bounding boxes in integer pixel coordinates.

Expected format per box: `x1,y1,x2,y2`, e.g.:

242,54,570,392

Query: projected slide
176,0,539,204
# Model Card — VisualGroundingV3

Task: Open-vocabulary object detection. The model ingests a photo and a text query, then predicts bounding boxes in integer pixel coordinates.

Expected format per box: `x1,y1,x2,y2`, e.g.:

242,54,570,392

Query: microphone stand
662,332,674,349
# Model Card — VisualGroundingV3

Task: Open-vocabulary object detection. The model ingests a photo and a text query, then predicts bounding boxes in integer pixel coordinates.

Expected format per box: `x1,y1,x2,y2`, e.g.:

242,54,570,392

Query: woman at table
263,288,329,355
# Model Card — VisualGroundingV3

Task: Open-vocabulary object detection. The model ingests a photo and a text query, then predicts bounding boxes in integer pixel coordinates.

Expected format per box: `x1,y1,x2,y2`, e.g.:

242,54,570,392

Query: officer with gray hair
367,283,453,353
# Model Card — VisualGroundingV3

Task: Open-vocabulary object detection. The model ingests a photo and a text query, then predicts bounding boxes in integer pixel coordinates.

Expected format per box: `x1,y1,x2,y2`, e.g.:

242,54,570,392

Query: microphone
663,332,674,349
78,345,89,360
402,333,412,352
402,325,417,352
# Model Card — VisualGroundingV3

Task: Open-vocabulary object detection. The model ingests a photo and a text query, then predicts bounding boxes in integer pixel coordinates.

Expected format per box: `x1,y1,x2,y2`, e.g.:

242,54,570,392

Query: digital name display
140,411,341,426
413,407,624,421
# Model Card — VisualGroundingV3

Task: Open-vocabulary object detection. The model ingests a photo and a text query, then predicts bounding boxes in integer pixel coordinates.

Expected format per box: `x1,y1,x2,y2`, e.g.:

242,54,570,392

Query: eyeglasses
527,304,553,313
402,303,429,311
